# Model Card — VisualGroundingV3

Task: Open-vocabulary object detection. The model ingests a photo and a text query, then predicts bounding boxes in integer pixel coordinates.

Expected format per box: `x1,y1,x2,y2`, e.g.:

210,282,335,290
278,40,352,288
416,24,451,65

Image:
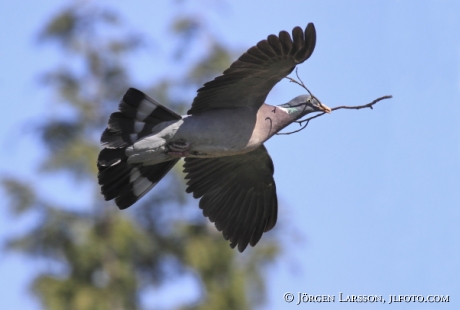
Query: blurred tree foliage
1,1,280,310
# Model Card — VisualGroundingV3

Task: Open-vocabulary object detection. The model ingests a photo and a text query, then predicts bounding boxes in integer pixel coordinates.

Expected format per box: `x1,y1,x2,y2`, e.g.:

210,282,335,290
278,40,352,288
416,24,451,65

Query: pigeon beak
319,103,332,113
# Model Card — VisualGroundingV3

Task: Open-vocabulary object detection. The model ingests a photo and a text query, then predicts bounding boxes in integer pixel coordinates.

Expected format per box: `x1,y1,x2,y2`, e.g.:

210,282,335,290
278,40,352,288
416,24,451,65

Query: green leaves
1,178,36,215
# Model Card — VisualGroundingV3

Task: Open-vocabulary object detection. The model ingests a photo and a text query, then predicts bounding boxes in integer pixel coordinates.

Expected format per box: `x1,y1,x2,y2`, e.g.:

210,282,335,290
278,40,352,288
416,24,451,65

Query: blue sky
1,0,459,309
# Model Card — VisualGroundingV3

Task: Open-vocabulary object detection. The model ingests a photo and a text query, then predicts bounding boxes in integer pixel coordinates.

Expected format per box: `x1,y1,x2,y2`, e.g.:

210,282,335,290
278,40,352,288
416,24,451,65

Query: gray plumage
97,23,331,252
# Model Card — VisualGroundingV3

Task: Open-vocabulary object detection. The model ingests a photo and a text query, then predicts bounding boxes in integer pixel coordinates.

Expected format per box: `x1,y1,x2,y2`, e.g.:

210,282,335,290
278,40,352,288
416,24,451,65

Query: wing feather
187,24,316,114
183,145,278,252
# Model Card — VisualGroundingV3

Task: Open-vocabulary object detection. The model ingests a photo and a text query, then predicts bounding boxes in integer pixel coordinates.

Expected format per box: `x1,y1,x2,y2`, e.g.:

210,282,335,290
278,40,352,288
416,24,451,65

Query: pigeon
97,23,331,252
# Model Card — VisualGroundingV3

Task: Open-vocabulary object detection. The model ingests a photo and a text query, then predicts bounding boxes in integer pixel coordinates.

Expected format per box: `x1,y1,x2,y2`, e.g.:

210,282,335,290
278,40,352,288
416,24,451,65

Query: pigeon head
279,95,331,119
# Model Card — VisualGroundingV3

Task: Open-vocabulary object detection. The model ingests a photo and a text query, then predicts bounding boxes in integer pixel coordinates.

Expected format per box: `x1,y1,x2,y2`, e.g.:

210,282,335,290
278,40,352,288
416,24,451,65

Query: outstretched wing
187,23,316,114
183,145,278,252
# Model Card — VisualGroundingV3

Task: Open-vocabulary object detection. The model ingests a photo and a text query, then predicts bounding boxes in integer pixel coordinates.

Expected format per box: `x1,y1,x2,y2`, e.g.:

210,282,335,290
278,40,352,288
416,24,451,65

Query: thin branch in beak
284,68,321,104
319,103,332,113
280,70,393,135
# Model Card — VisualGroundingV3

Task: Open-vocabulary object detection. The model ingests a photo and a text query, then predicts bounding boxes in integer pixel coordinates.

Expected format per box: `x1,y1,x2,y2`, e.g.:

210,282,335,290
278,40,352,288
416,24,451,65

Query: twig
276,119,312,135
277,95,392,135
285,68,319,103
278,71,393,135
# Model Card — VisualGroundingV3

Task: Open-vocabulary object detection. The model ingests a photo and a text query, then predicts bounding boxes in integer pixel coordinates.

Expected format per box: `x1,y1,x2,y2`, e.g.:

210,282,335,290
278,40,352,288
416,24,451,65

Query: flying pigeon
97,23,331,252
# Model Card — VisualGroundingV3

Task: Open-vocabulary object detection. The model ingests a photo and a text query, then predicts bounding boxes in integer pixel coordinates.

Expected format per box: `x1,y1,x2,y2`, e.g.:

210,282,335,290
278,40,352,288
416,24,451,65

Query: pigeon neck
258,104,299,138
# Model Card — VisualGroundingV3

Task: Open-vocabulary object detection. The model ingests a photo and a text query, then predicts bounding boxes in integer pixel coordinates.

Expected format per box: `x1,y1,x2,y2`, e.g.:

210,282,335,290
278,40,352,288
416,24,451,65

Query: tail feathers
98,159,180,210
98,88,183,208
101,88,182,148
101,128,140,148
107,112,156,135
119,88,182,123
98,147,127,167
98,161,132,200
